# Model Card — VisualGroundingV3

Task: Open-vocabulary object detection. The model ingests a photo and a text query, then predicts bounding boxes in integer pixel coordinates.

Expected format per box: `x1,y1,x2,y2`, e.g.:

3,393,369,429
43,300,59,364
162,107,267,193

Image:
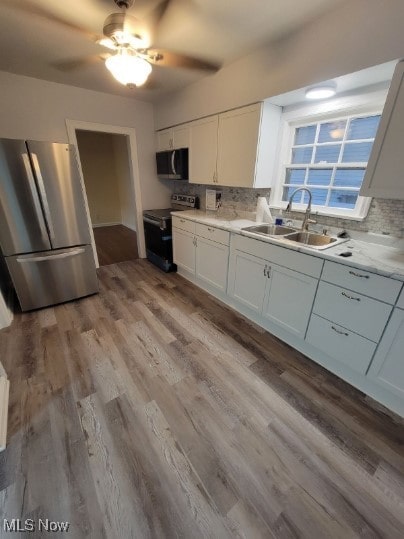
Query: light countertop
171,209,404,281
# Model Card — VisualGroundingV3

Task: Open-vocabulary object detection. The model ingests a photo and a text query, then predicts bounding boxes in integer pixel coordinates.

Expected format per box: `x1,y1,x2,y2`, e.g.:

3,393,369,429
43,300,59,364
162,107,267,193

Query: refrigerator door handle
16,248,85,263
21,153,49,244
30,152,56,243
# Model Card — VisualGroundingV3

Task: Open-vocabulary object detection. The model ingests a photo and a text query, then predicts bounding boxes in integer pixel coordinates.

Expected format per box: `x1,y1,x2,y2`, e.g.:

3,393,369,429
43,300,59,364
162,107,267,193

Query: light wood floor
1,259,404,538
93,225,139,266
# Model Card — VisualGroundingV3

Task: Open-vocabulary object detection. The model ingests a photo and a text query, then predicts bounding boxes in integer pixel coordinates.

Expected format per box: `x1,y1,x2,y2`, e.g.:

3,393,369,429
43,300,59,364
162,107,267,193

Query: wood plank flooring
93,225,138,266
1,259,404,538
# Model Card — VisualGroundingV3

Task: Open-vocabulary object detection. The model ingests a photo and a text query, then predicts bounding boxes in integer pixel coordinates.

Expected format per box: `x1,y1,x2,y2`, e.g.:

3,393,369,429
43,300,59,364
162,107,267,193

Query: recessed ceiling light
305,85,336,100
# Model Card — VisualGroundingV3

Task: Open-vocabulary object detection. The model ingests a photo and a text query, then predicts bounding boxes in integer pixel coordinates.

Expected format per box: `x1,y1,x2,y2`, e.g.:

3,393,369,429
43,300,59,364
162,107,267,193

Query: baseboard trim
122,222,137,232
0,376,9,451
92,222,122,228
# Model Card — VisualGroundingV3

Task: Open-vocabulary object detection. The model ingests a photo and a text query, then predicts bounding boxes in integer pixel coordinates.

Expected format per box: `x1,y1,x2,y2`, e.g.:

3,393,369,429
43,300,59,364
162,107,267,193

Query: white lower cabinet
173,222,229,293
228,248,318,338
171,221,404,417
195,236,229,292
228,250,268,313
262,264,318,338
172,228,196,274
306,314,377,374
367,308,404,398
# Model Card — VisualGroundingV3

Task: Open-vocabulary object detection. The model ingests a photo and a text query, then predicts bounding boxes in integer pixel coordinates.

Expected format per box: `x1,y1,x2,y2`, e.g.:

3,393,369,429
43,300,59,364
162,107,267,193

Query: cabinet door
189,116,218,184
368,308,404,398
217,104,261,187
360,60,404,199
195,236,229,292
173,125,189,149
157,129,172,151
262,263,318,338
173,228,195,273
228,250,268,314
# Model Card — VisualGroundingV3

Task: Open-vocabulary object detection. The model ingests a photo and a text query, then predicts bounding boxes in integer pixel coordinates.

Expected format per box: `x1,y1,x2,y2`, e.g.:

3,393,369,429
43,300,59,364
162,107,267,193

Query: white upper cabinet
360,60,404,199
217,102,281,188
156,125,190,151
189,116,219,185
178,102,281,186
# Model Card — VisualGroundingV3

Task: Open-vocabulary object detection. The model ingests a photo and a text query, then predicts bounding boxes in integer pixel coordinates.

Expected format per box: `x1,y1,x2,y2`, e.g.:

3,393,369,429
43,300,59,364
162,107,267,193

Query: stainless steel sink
283,231,347,250
242,224,297,236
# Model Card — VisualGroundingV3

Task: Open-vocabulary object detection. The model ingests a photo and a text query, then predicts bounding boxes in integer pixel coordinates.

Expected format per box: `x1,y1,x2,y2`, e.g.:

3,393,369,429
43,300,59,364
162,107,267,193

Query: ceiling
0,0,345,102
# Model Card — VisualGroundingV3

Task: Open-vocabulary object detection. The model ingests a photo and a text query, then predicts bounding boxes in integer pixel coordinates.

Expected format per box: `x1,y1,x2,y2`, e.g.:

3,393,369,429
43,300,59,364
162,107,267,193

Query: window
274,111,382,219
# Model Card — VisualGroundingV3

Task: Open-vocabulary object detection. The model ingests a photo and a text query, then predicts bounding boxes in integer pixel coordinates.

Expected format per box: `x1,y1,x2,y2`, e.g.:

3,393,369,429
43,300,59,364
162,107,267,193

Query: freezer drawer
6,245,98,311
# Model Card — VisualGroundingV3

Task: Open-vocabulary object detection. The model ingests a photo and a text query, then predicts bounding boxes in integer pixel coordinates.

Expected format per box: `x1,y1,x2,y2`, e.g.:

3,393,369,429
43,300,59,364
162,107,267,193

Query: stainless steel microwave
156,148,189,180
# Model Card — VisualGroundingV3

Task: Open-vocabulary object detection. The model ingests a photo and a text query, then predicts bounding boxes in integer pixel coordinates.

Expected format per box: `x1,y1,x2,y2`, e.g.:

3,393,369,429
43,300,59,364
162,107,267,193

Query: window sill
270,205,367,222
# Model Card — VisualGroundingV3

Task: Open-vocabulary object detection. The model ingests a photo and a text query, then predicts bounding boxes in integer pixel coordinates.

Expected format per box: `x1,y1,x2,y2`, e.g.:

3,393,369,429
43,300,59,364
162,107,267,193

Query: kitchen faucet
285,187,316,231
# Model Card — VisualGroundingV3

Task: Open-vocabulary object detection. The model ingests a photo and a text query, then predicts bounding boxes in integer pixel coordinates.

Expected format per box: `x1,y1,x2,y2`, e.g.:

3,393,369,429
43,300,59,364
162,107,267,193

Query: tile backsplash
171,181,404,237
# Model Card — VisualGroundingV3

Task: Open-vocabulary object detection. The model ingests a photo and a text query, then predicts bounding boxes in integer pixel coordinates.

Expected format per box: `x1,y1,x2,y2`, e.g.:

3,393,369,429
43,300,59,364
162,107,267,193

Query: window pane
347,116,380,140
334,168,365,188
318,121,346,142
294,125,316,145
303,189,328,206
307,169,332,186
342,142,372,163
314,144,341,163
282,186,302,202
292,147,313,164
285,168,305,185
329,190,359,209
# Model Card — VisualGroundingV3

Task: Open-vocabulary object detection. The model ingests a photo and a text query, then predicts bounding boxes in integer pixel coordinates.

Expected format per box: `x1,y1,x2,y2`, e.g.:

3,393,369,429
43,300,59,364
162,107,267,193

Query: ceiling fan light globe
105,53,152,87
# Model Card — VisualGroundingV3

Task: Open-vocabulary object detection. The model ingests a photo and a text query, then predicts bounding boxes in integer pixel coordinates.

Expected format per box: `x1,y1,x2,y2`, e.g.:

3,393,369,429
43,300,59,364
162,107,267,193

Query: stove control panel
171,194,199,208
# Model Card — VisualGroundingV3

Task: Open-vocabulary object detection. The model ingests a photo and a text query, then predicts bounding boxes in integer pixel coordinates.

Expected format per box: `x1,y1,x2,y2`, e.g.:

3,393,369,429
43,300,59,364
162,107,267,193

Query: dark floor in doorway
93,225,138,266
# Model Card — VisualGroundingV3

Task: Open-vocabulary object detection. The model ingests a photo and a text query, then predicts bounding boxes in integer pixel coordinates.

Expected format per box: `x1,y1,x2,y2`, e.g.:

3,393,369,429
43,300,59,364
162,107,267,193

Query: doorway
75,129,139,267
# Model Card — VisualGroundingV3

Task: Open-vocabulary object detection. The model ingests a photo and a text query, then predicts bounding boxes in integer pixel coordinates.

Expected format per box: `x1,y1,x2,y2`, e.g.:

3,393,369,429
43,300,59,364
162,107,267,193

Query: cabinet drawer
233,234,323,278
306,314,376,374
321,261,401,304
397,286,404,309
195,223,230,245
172,216,196,234
313,281,392,342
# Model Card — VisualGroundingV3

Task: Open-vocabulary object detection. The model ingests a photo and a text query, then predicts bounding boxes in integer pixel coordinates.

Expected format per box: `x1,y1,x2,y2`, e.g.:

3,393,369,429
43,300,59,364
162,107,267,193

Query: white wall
113,135,137,231
0,70,172,325
0,70,171,209
76,130,123,226
155,0,404,128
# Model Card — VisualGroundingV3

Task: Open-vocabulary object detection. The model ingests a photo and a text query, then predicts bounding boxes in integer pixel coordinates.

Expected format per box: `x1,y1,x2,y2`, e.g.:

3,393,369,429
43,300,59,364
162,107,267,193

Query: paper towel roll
256,197,273,223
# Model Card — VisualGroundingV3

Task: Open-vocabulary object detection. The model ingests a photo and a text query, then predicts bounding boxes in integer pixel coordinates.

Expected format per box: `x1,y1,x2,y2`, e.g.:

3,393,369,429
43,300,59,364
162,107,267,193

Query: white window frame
270,93,386,221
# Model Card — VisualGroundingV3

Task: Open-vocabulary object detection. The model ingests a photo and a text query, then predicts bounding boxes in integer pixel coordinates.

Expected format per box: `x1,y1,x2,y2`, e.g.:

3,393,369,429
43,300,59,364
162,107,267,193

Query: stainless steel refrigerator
0,138,98,311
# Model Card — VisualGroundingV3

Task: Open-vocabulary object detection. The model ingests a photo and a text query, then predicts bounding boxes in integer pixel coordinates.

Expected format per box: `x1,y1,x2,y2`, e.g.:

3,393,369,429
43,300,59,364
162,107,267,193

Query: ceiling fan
4,0,221,88
99,0,221,87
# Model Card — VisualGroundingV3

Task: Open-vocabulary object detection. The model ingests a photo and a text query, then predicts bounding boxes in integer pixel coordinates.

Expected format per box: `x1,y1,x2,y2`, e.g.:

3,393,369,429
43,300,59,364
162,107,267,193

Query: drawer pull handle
207,227,214,232
180,219,186,223
349,270,369,279
263,265,267,277
331,325,349,336
341,291,360,302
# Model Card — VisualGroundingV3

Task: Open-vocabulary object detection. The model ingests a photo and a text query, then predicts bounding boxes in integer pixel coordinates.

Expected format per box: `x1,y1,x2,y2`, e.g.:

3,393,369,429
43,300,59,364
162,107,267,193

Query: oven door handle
143,215,166,230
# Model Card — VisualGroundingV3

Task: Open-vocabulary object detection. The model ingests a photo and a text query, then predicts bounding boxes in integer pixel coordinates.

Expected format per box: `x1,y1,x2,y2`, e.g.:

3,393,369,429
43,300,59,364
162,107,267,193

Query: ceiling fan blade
51,55,107,72
3,0,101,41
147,50,221,72
97,38,118,51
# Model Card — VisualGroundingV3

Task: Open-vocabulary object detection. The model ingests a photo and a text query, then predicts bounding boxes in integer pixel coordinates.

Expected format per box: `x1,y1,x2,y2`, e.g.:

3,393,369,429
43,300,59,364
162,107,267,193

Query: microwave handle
171,150,177,175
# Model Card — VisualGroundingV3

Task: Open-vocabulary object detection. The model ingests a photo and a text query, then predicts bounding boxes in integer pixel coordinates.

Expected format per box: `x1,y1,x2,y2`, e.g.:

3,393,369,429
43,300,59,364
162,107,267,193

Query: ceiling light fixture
105,48,151,88
305,85,336,100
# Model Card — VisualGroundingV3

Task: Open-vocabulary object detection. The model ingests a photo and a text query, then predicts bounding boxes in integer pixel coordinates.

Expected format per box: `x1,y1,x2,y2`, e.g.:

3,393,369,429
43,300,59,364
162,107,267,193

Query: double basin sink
241,224,348,250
